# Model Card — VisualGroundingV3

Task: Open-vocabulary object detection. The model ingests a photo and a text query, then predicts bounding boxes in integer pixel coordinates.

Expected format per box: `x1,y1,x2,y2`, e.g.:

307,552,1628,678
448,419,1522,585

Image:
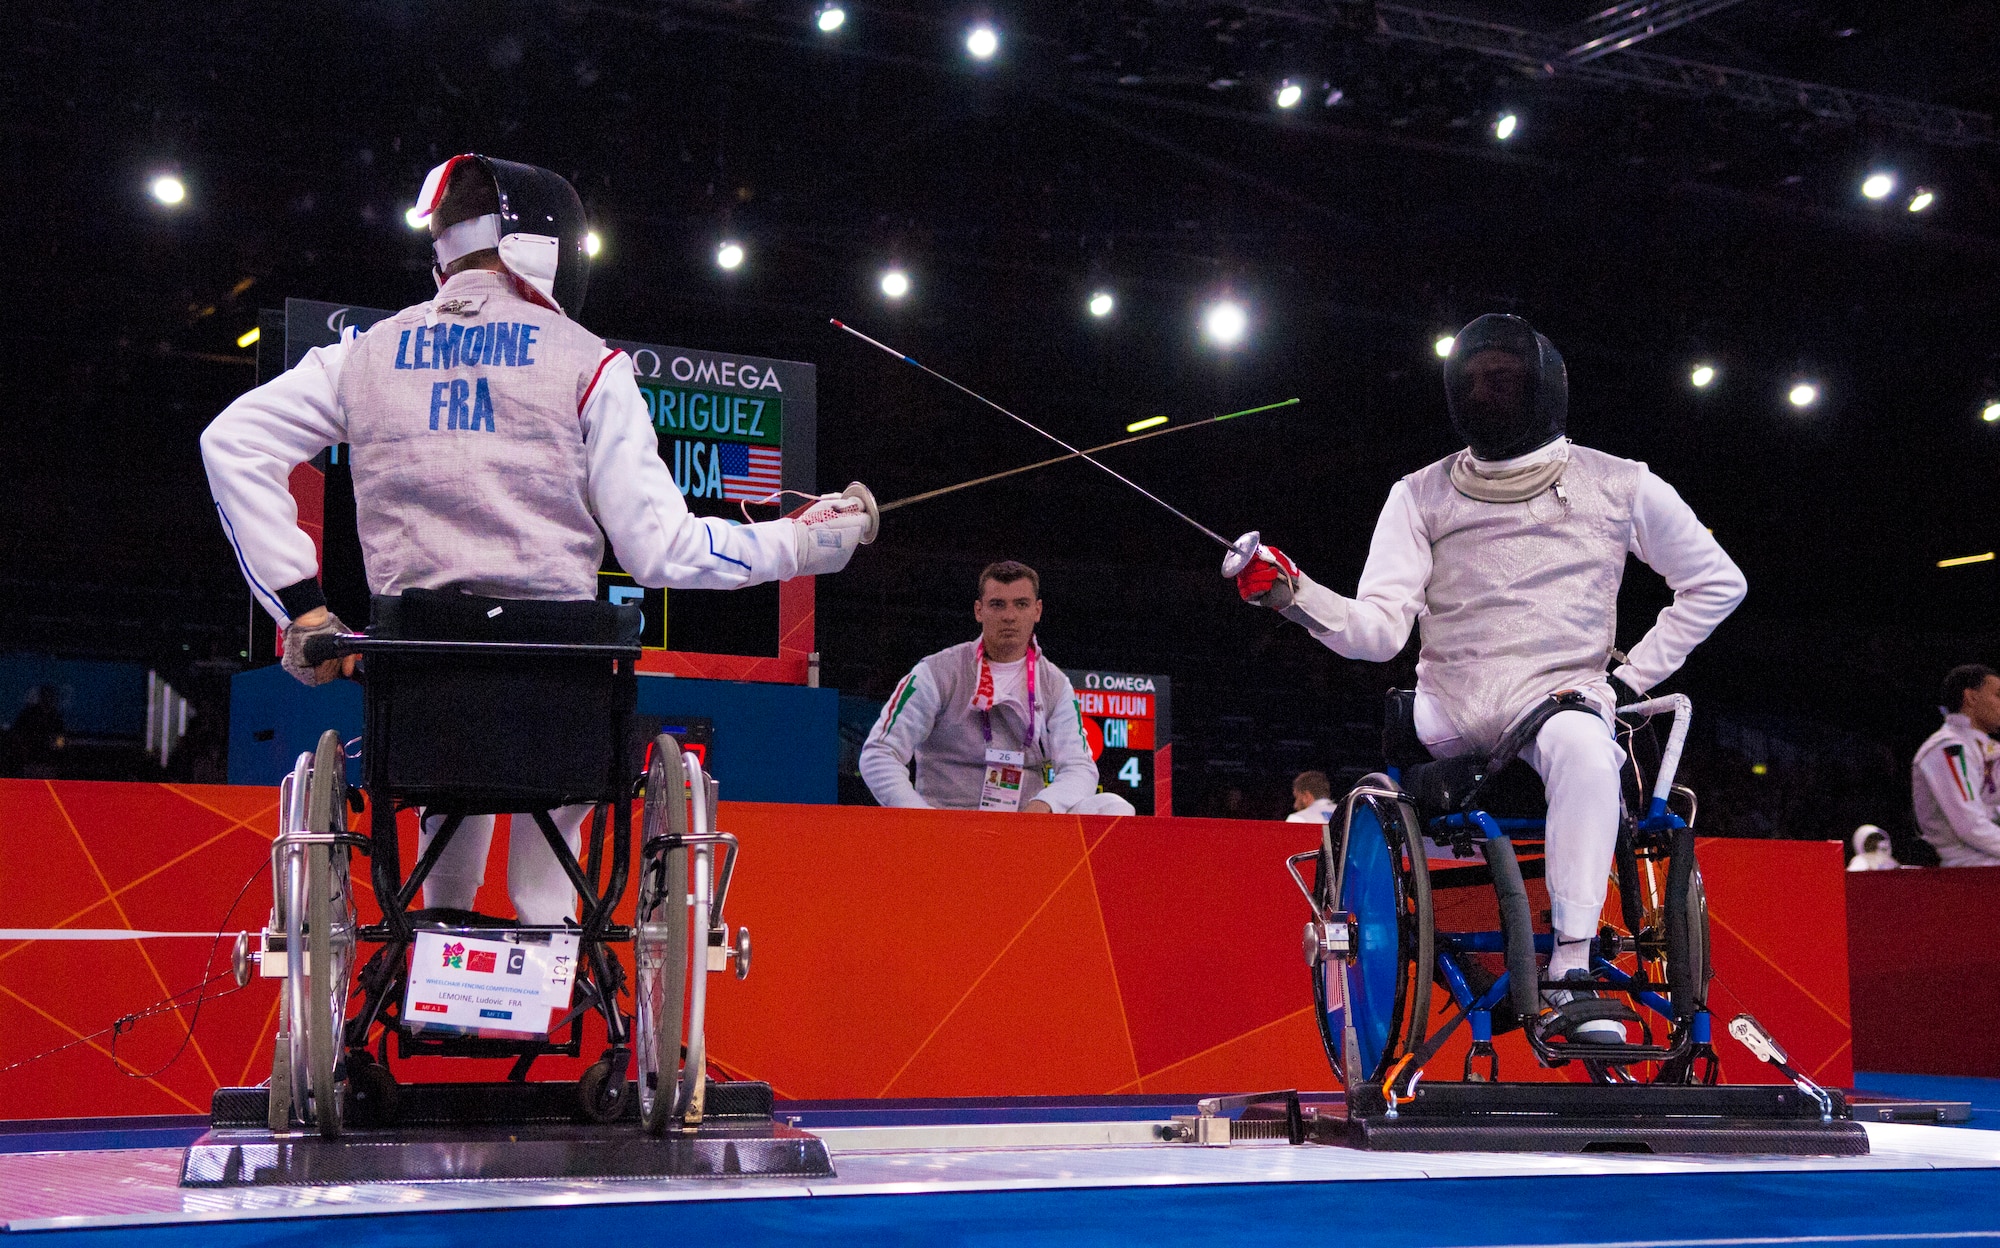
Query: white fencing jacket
1279,439,1745,741
201,269,800,624
1912,713,2000,867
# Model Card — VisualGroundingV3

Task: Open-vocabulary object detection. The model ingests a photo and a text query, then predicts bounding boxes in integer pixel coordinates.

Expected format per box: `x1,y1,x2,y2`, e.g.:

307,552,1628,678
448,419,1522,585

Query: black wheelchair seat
362,588,643,814
1382,689,1602,824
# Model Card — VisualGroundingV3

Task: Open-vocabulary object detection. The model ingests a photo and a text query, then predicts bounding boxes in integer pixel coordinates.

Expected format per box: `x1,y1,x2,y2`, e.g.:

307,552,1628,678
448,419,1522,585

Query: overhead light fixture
404,205,427,230
1493,113,1518,141
1203,300,1247,347
1788,381,1819,408
150,174,186,206
1126,416,1168,433
1088,290,1115,318
1981,401,2000,423
966,24,998,60
1938,552,1996,568
1690,364,1716,388
1434,335,1455,358
236,326,261,349
1274,79,1303,109
1908,188,1936,213
583,231,603,258
880,269,910,299
1860,171,1895,200
716,241,744,270
815,3,846,33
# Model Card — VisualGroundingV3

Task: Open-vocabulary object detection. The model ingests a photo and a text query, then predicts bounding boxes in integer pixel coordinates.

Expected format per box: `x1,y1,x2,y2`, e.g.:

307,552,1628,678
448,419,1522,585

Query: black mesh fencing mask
1443,314,1567,460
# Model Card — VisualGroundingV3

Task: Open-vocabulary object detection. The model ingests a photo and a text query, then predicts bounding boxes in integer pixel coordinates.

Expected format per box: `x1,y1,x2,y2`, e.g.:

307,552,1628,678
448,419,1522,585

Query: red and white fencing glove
1235,544,1301,611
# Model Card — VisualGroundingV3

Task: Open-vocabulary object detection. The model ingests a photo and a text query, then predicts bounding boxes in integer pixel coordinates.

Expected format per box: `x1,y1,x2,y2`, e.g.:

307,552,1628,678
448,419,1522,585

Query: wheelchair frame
1288,693,1726,1104
262,632,749,1138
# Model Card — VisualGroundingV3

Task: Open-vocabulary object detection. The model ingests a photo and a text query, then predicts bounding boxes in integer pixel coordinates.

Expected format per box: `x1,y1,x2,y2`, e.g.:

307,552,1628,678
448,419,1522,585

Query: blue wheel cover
1326,800,1404,1080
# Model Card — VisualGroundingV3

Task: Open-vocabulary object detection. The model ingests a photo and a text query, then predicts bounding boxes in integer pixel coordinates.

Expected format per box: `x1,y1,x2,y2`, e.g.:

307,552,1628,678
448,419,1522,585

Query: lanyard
975,639,1037,751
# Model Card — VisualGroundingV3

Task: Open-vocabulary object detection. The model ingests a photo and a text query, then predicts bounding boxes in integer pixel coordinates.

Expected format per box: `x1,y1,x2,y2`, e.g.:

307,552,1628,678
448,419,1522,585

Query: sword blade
877,398,1299,514
831,318,1238,549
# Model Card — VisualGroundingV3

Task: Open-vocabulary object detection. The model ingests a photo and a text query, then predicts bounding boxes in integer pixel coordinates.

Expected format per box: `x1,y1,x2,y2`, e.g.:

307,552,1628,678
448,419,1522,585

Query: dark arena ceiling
5,1,2000,823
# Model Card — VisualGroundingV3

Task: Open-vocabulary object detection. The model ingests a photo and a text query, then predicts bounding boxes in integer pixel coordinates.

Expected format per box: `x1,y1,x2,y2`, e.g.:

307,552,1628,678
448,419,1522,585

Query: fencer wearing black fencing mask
1443,313,1568,460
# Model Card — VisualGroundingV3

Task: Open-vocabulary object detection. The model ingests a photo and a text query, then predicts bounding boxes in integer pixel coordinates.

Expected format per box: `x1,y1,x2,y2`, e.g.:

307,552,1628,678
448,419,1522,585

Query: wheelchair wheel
635,736,692,1135
285,730,356,1137
1313,781,1433,1086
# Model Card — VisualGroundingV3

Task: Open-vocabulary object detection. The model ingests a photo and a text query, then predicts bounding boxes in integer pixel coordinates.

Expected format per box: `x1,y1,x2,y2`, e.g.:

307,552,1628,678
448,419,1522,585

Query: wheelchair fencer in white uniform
201,153,877,1136
1229,313,1746,1052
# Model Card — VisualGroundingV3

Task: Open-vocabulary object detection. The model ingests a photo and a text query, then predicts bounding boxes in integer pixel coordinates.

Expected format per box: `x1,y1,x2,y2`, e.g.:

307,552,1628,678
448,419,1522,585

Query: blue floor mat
20,1168,2000,1247
1855,1070,2000,1131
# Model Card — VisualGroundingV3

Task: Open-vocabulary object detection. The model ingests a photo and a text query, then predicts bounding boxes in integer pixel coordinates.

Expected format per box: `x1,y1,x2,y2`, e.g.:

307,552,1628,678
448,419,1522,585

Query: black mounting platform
1337,1082,1871,1156
183,1080,834,1187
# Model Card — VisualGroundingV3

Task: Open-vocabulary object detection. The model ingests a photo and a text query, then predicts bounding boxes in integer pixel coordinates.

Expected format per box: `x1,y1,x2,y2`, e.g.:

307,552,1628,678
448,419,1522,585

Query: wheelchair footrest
1339,1082,1868,1156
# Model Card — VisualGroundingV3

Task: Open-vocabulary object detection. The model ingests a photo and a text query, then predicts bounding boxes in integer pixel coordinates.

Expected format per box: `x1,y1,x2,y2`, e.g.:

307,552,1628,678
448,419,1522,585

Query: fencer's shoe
1541,970,1630,1045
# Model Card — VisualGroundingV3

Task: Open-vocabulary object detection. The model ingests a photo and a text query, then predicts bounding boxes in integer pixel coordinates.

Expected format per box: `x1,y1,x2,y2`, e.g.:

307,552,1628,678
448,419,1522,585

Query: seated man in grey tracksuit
860,560,1133,815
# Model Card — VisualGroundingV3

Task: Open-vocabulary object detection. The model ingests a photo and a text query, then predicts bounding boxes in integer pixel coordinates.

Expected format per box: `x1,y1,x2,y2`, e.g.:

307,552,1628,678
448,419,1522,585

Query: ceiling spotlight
1788,381,1819,408
1494,113,1519,141
1275,79,1303,109
1908,188,1935,213
1203,300,1247,347
880,269,910,299
404,205,427,230
1690,364,1716,388
150,174,186,206
1982,401,2000,423
1860,171,1895,200
716,241,744,270
965,24,998,60
815,3,846,33
1088,290,1115,318
583,231,603,258
1434,335,1455,359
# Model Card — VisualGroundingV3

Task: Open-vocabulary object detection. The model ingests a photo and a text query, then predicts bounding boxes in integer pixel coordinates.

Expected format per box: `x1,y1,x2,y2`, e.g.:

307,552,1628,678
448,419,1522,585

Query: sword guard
1221,530,1263,580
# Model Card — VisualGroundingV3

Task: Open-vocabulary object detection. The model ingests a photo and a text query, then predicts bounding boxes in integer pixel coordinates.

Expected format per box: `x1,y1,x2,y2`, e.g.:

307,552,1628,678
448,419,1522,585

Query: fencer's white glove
281,609,351,687
791,481,879,577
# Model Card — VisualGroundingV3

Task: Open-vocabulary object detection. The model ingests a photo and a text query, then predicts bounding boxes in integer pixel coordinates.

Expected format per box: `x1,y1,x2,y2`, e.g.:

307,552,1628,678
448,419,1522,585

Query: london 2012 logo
441,941,465,969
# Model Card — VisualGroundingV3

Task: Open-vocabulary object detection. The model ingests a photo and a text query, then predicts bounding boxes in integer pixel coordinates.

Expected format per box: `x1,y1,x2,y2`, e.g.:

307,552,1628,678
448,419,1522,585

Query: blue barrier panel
227,665,835,803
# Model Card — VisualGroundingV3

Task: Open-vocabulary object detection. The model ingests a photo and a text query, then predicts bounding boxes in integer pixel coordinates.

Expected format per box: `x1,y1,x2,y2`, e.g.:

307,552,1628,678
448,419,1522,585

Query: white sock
1548,933,1593,979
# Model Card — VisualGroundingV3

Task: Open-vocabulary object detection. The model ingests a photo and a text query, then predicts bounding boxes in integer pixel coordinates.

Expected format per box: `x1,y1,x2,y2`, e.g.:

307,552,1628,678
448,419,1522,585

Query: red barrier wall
0,780,1852,1119
1847,865,2000,1077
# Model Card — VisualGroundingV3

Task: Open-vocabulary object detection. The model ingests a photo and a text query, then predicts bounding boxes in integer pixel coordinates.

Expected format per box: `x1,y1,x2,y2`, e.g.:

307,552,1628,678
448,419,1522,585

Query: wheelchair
262,589,748,1139
1290,688,1722,1109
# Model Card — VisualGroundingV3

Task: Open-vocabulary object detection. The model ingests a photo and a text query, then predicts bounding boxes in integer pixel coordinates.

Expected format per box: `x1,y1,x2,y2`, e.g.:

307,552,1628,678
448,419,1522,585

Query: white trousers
1417,693,1627,940
418,804,593,927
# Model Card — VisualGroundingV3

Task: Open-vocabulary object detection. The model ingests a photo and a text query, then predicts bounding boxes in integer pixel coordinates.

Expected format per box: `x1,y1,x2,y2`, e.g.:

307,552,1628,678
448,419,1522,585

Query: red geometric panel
0,782,1859,1118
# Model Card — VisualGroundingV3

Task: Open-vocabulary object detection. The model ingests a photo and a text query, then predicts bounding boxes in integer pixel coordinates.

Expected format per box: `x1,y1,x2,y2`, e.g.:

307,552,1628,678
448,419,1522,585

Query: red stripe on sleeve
579,349,627,416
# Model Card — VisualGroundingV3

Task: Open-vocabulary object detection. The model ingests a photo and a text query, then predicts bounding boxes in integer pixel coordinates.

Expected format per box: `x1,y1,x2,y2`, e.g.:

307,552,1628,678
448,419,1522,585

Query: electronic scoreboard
1063,669,1172,816
266,298,820,684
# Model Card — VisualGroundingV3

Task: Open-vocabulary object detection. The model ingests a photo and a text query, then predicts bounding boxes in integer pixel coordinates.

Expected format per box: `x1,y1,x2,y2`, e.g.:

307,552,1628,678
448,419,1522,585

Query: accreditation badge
979,748,1028,812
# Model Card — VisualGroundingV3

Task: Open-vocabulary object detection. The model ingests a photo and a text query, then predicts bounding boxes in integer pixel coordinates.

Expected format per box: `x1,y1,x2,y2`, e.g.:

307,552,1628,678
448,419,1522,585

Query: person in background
861,560,1133,815
1287,770,1335,823
2,685,67,779
1846,824,1898,872
1911,664,2000,868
